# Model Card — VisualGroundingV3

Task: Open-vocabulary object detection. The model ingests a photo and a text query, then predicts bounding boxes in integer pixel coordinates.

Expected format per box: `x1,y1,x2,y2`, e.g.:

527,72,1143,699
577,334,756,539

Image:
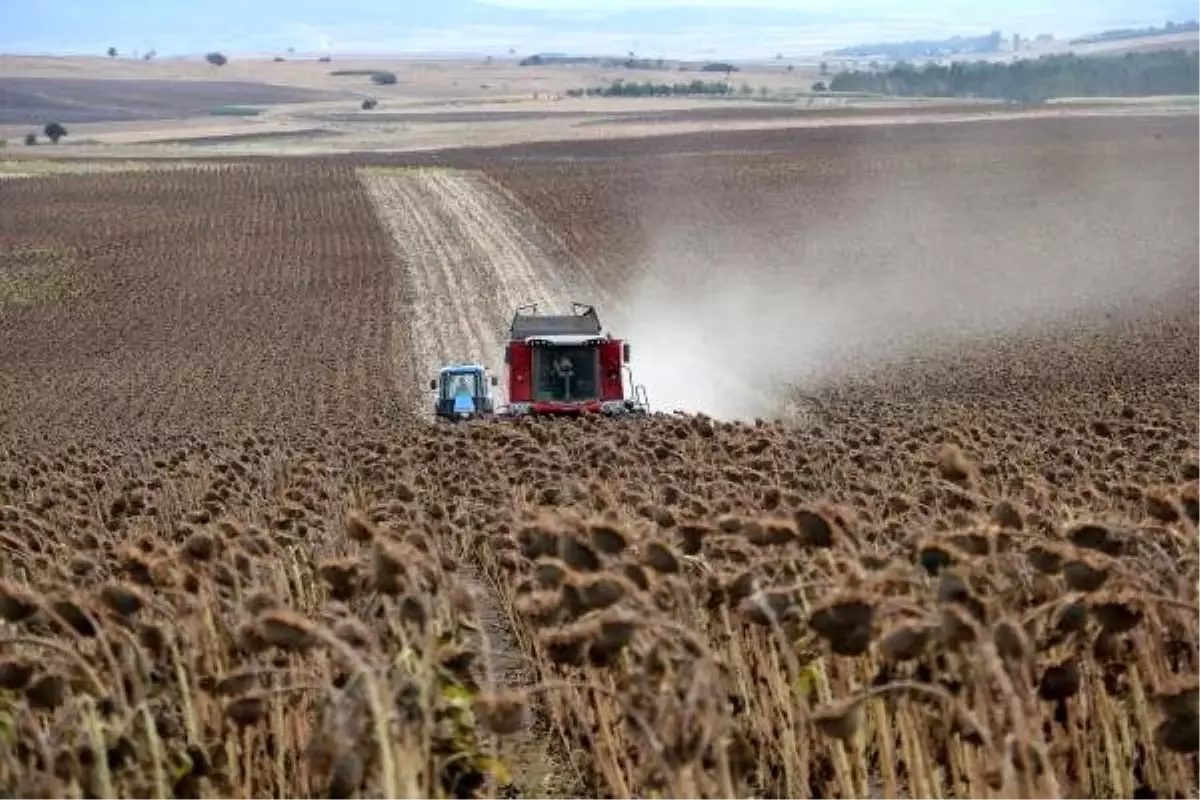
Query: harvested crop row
482,115,1199,308
359,166,612,413
0,162,397,440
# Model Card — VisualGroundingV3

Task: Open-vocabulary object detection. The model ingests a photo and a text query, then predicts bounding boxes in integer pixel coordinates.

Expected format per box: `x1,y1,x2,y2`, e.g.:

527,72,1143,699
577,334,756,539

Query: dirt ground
0,76,347,125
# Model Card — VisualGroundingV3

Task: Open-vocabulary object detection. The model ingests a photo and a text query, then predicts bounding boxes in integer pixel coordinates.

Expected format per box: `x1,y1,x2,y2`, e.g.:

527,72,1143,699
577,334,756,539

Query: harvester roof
438,362,486,375
508,302,604,341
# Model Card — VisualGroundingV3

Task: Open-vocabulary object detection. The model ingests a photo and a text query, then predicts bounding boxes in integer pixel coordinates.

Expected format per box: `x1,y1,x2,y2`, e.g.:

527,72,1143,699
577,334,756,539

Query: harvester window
533,347,597,402
440,372,483,400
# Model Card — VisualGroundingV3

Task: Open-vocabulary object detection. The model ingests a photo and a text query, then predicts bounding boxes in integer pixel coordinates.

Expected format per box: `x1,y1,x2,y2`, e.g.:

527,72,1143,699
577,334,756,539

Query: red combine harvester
500,302,649,418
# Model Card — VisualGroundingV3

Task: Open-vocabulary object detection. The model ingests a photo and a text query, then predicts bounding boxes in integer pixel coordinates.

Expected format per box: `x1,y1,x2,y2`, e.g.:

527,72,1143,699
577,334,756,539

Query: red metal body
506,338,626,414
502,303,644,417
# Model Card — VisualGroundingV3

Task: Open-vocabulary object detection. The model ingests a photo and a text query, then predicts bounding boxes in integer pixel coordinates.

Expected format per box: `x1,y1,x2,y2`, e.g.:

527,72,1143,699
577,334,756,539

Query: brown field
0,110,1196,800
0,77,348,125
0,54,821,152
3,53,1196,158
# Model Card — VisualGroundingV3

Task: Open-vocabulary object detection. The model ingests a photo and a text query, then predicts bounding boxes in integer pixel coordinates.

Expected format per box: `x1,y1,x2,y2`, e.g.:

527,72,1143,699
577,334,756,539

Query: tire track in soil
361,167,603,415
360,167,588,796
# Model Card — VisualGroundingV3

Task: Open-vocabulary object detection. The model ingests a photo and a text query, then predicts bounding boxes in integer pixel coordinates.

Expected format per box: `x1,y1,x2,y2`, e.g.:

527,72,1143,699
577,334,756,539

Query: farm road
359,167,605,414
359,165,599,795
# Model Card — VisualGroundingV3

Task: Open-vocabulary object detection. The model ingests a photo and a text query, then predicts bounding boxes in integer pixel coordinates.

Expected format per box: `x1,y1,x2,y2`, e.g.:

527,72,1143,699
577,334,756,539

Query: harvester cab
431,363,498,421
501,302,649,418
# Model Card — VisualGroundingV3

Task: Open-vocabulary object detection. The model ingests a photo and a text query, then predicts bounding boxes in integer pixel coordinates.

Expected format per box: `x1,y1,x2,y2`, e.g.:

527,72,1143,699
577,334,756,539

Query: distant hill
1071,29,1200,56
824,32,1004,60
823,19,1199,63
1070,19,1198,45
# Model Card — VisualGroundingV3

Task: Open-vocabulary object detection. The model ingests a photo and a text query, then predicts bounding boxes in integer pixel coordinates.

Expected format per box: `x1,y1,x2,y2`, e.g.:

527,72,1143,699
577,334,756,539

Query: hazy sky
484,0,869,7
484,0,1198,30
5,0,1196,57
480,0,1172,16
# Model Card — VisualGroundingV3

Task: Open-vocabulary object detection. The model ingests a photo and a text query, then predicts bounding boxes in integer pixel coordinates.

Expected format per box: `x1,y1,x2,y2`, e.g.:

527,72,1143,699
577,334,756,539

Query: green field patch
356,165,449,178
0,247,85,308
208,105,264,116
329,68,397,85
0,159,226,176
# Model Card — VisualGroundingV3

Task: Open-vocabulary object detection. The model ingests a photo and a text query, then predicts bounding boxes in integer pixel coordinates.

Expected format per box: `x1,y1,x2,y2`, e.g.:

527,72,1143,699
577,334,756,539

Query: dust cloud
614,127,1198,421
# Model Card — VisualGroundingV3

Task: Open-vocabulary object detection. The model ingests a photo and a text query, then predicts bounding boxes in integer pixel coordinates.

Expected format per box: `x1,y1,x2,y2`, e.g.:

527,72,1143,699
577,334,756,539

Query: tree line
566,79,737,98
520,53,739,73
828,50,1199,101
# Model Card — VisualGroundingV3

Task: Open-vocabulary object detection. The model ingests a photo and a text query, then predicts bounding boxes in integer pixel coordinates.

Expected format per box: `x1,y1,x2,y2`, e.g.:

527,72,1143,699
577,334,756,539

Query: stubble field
0,113,1196,799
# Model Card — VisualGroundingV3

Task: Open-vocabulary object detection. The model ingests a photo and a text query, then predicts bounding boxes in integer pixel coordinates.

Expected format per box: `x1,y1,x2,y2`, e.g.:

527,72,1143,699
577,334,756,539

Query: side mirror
429,379,437,391
623,343,631,362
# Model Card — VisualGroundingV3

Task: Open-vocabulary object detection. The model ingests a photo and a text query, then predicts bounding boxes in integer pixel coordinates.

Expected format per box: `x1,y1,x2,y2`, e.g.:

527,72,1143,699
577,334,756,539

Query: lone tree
107,46,118,58
205,52,228,67
43,122,67,143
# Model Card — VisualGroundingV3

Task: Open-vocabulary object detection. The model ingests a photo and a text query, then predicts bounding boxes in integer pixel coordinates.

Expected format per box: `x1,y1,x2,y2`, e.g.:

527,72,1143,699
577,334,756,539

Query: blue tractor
431,363,498,421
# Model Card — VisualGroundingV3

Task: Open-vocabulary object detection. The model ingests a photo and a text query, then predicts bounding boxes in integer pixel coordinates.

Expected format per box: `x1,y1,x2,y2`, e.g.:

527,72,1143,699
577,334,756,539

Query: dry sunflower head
813,698,863,742
809,595,875,657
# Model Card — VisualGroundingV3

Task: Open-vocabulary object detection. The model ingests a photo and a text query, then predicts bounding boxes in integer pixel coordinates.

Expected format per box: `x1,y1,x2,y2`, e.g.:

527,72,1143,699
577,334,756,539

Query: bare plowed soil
0,161,396,439
0,76,346,125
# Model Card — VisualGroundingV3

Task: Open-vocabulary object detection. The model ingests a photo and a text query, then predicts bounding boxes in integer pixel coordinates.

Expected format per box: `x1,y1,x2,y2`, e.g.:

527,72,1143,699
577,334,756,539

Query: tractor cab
431,363,498,420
